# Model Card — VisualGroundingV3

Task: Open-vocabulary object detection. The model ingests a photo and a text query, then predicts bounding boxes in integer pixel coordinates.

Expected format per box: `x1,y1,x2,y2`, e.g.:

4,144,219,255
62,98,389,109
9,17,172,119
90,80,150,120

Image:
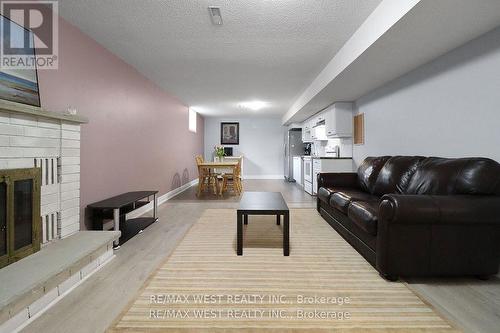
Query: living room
0,1,499,333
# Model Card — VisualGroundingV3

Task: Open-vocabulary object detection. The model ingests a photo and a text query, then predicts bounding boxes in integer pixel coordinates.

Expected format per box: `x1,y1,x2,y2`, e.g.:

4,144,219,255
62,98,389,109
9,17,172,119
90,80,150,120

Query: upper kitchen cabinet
302,120,312,142
325,102,353,138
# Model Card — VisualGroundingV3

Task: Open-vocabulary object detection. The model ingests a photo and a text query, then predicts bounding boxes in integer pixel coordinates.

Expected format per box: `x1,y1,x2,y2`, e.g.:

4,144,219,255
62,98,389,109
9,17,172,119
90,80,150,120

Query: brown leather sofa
317,156,500,280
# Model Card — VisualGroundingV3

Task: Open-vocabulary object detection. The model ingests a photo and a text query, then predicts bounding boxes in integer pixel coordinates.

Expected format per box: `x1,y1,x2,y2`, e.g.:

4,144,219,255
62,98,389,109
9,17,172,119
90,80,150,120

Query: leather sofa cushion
330,190,378,214
455,158,500,195
406,157,500,195
357,156,391,193
348,201,379,236
372,156,424,196
318,187,334,203
318,186,351,203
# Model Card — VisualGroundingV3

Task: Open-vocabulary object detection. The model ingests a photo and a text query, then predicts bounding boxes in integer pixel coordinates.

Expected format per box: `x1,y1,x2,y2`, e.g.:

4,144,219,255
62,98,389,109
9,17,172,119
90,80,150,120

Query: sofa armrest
377,194,500,277
379,194,500,225
317,172,359,189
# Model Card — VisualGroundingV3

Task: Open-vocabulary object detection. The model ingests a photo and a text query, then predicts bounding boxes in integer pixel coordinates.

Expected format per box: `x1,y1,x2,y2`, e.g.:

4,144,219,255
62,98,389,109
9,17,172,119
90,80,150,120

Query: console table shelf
88,191,158,247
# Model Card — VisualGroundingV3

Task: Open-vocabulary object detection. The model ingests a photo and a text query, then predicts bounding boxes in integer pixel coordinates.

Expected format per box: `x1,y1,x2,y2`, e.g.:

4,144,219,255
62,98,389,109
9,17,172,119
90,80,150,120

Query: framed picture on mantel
221,122,239,145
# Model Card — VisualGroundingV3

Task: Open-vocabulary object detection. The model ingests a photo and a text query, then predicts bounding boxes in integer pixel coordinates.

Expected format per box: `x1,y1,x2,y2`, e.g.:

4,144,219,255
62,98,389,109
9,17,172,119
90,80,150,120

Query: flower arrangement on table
214,146,225,161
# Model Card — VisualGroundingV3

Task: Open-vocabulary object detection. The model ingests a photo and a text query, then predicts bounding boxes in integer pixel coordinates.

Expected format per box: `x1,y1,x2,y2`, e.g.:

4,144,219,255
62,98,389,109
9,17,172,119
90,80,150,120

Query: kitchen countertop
301,156,352,159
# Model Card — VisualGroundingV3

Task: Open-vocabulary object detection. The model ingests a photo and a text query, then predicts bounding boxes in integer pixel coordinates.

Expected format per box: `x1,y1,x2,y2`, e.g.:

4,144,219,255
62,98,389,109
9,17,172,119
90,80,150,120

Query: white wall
353,26,500,167
204,117,285,178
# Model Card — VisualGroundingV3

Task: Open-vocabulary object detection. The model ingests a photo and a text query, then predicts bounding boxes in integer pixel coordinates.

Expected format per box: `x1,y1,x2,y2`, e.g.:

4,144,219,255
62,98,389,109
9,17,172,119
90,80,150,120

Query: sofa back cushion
455,158,500,195
357,156,391,193
372,156,424,196
405,157,500,195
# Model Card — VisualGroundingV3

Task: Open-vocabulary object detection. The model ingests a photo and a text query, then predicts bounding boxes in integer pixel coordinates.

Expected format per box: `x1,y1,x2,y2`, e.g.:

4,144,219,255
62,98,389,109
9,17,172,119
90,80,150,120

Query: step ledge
0,231,120,328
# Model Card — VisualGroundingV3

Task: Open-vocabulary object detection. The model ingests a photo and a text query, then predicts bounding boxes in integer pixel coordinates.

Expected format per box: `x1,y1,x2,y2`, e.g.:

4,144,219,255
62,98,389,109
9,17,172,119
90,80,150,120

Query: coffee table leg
237,212,243,255
244,214,248,225
284,212,289,256
276,214,280,225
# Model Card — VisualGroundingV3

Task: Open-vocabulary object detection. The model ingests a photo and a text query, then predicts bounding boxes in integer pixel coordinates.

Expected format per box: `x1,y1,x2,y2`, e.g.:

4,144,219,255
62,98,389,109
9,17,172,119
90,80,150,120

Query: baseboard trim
242,175,284,180
126,179,199,219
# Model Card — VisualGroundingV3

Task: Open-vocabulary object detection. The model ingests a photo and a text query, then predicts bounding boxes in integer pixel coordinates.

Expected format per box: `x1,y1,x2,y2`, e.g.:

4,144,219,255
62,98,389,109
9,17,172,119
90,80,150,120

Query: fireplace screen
0,168,41,269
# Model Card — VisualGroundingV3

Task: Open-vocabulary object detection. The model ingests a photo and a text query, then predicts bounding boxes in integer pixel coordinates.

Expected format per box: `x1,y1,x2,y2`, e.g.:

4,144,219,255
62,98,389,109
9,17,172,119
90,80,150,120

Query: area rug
108,209,458,332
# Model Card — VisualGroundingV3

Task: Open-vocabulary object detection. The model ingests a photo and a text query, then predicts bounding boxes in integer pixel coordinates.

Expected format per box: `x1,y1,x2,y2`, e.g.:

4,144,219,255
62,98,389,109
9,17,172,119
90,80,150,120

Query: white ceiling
57,0,382,117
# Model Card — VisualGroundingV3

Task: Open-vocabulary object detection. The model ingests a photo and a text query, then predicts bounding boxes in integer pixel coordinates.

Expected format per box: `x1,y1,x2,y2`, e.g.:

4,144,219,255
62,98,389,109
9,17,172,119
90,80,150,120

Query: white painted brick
21,147,60,157
41,193,58,206
28,287,58,317
6,159,33,169
61,148,80,157
0,135,9,146
61,181,79,192
80,259,99,278
0,160,8,169
61,207,79,219
41,203,58,215
41,184,58,195
61,156,79,166
37,118,60,129
9,114,36,126
0,112,9,123
61,173,80,183
61,189,79,201
61,130,80,140
61,165,80,174
61,214,79,228
61,222,79,238
61,123,80,132
0,147,23,158
57,273,81,296
24,126,60,138
61,198,79,210
98,249,114,265
0,123,23,135
0,308,29,333
61,139,79,148
10,136,59,148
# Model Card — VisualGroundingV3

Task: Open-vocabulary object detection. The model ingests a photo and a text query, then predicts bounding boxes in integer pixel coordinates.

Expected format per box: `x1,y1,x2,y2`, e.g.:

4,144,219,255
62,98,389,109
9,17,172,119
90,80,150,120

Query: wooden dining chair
195,155,218,196
221,157,242,195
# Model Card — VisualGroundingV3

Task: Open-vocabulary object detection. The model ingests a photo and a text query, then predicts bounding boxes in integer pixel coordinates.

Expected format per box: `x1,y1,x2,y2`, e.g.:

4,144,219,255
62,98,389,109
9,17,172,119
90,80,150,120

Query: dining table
197,160,239,195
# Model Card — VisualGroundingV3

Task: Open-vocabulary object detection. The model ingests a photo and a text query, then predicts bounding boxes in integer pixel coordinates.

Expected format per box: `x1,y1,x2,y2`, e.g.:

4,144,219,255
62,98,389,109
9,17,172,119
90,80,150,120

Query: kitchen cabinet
325,102,353,138
312,158,354,195
293,156,302,185
301,120,312,142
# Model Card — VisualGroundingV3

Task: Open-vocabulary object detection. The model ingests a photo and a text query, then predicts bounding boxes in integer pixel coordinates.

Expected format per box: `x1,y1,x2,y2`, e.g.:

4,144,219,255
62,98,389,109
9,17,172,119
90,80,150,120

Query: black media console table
88,191,158,248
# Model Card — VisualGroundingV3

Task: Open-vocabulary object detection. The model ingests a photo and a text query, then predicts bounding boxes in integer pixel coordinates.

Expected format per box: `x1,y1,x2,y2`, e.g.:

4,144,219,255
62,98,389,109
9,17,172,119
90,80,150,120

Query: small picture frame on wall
221,122,239,145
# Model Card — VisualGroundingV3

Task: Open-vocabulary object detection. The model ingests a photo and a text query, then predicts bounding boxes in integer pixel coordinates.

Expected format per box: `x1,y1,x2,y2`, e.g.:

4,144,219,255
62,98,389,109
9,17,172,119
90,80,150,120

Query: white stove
302,156,313,194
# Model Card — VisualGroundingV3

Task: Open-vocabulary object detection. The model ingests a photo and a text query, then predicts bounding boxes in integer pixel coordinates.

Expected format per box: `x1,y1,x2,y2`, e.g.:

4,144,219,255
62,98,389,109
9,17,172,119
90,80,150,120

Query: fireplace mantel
0,99,88,124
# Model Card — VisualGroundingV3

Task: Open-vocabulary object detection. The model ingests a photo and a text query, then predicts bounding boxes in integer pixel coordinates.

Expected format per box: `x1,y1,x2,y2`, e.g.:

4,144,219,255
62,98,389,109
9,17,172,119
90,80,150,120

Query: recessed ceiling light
208,7,223,25
238,101,269,111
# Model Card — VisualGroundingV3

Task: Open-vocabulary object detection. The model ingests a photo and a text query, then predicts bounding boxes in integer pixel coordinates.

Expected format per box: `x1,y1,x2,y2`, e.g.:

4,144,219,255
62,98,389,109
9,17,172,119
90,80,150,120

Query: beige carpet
108,209,458,333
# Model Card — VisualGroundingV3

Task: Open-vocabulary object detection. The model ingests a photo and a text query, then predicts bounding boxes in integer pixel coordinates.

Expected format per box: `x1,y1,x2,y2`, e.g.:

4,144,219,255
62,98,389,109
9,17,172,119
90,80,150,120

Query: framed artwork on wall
220,122,239,145
0,15,41,107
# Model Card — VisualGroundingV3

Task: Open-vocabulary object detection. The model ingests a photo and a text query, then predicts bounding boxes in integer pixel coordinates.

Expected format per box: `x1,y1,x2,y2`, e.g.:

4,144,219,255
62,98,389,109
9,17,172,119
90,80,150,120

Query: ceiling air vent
208,7,223,25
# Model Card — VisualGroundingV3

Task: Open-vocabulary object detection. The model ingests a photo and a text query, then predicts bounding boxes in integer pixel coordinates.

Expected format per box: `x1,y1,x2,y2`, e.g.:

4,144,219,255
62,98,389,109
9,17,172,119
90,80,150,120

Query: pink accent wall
37,17,204,229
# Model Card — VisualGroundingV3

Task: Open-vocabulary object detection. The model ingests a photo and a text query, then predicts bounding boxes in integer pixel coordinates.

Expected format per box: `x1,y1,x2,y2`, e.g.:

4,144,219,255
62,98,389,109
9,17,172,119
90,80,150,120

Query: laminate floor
20,180,500,333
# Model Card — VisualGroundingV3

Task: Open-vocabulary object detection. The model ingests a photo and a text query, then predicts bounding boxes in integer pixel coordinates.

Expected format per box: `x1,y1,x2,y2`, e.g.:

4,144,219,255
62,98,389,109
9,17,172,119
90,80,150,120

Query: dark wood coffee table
237,192,289,256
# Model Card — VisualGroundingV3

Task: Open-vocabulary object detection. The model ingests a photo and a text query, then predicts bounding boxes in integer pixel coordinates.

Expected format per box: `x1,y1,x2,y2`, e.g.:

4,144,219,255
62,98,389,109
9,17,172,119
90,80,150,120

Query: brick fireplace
0,99,87,250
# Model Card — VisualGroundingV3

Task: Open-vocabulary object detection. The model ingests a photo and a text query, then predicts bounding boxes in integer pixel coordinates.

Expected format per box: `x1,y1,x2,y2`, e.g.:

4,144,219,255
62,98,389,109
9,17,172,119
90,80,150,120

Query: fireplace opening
0,168,41,269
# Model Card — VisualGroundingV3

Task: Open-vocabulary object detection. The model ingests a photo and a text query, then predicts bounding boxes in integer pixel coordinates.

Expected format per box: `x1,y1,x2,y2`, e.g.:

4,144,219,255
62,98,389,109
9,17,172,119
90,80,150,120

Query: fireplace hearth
0,168,41,268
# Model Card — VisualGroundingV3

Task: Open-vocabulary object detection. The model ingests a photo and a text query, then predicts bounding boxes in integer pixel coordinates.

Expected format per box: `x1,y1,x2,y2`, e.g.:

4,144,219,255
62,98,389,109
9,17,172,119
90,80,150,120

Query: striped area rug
108,209,458,332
